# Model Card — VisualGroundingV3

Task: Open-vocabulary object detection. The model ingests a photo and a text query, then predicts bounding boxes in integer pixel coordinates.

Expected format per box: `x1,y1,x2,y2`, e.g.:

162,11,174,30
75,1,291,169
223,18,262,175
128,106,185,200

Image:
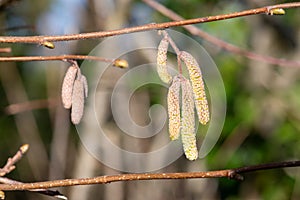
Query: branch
143,0,300,68
0,160,299,191
0,3,299,44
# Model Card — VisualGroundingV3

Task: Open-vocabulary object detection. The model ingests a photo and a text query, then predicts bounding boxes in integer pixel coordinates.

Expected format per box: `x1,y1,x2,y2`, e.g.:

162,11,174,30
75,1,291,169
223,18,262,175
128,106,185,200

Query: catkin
167,75,181,140
81,75,88,98
157,38,172,84
71,79,85,124
62,65,78,109
181,78,198,160
180,51,209,125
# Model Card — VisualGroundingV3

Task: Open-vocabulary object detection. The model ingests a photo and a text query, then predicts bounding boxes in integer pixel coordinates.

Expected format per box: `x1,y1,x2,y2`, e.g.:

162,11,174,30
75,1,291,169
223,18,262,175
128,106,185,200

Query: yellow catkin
167,75,181,140
181,78,198,160
157,38,172,84
180,51,209,125
71,79,85,124
62,65,78,109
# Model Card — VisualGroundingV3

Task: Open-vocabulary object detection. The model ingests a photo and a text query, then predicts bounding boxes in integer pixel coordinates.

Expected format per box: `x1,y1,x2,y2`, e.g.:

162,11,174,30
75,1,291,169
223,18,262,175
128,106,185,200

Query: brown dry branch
0,3,299,45
0,160,300,191
0,48,11,53
0,144,29,177
143,0,300,68
4,98,59,115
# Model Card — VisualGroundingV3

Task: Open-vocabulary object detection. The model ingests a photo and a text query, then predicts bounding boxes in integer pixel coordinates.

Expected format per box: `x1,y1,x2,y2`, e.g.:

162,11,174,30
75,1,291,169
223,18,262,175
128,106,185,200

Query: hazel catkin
181,78,198,160
157,38,172,84
167,75,181,140
71,78,85,124
180,51,209,125
61,65,78,109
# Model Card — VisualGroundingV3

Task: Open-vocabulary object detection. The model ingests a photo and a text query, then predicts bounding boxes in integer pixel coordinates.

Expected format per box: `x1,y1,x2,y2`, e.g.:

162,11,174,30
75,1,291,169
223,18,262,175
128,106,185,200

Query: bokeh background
0,0,300,199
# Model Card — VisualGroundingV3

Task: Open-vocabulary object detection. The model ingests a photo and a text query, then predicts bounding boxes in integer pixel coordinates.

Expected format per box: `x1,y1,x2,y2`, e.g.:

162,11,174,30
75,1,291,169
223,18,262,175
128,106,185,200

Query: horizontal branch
0,3,299,44
0,55,113,63
0,160,299,191
143,0,300,68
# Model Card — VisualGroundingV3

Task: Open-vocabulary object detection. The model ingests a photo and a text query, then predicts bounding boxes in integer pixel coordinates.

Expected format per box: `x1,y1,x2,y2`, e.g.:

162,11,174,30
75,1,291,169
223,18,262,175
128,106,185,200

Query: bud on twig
61,65,78,109
71,79,85,124
157,38,172,84
180,51,209,125
167,75,181,140
181,78,198,160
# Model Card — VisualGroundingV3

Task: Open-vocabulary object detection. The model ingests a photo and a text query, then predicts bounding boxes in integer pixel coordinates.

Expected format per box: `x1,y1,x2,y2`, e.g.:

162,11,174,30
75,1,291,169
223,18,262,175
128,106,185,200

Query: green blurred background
0,0,299,199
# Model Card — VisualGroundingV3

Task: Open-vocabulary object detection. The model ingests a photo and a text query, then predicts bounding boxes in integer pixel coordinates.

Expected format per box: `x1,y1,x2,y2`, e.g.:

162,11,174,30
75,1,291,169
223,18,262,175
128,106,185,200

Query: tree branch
143,0,300,68
0,3,299,44
0,160,299,191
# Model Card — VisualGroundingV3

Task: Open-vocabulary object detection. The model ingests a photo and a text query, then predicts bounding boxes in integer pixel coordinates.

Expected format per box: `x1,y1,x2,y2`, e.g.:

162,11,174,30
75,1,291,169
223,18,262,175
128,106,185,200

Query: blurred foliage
0,0,300,199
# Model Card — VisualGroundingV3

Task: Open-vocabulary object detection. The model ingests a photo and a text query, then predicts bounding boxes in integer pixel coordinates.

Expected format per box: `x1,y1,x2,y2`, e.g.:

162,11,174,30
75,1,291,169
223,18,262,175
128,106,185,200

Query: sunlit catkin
167,75,181,140
157,38,172,84
71,78,85,124
181,78,198,160
180,51,209,125
62,65,78,109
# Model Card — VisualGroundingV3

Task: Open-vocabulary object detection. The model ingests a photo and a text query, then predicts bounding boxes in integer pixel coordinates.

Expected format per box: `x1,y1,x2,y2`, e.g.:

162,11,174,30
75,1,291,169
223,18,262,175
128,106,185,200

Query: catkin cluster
61,62,88,124
156,32,210,160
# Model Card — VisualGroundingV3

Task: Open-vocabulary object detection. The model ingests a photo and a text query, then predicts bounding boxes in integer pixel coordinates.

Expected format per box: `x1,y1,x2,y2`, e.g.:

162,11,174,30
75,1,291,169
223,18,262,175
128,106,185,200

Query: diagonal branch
143,0,300,68
0,3,299,45
0,160,299,191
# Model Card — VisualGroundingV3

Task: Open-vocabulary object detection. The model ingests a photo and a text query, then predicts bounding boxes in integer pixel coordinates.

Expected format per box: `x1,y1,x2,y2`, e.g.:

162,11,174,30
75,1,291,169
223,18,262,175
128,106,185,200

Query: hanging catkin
157,38,172,84
181,78,198,160
61,65,78,109
167,75,181,140
71,78,85,124
180,51,209,125
81,75,88,98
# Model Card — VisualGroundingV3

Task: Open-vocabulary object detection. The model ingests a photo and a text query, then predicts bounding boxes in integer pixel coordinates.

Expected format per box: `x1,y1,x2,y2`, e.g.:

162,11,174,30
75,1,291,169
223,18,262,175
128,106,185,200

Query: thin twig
4,98,59,115
0,160,299,191
0,3,299,45
0,177,67,200
0,55,113,63
0,144,29,177
0,48,11,53
143,0,300,68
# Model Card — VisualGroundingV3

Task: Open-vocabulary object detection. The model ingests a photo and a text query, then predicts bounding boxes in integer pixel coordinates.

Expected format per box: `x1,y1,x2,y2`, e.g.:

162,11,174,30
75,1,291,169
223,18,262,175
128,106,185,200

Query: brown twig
0,3,299,45
0,144,29,177
0,160,299,191
143,0,300,68
0,48,11,53
0,177,67,199
0,55,113,63
4,98,59,115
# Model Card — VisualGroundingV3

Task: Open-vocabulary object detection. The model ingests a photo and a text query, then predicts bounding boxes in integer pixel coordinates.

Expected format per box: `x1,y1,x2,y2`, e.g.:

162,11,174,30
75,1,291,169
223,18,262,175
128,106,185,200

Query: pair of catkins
157,36,210,160
61,62,88,124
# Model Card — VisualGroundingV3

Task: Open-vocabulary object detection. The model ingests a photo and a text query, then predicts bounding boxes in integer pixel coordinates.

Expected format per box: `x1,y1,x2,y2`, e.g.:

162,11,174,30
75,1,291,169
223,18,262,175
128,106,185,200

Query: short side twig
0,144,29,177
